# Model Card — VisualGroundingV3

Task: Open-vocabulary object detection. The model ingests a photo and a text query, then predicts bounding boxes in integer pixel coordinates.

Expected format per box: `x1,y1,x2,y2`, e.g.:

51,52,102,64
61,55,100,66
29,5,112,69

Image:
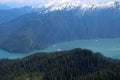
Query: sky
0,0,117,8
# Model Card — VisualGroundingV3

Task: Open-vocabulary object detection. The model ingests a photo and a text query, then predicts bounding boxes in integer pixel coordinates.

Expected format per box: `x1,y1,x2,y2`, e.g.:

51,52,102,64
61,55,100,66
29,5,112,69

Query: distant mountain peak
33,0,120,13
43,0,91,11
0,4,10,9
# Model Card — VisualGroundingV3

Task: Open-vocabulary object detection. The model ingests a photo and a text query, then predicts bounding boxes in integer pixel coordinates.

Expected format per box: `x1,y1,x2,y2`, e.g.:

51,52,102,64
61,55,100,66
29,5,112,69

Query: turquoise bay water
0,38,120,59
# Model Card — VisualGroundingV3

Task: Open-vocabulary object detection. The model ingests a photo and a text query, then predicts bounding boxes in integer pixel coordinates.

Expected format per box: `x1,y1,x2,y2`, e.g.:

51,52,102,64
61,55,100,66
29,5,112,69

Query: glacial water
0,38,120,59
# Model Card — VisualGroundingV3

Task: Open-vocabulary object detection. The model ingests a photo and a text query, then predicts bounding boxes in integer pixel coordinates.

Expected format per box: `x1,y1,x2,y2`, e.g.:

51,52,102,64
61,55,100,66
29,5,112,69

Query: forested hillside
0,48,120,80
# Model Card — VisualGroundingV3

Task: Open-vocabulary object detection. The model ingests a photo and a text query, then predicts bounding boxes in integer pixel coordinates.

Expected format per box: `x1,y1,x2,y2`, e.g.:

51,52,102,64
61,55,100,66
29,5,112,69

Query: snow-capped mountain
1,0,120,53
34,0,120,13
44,0,91,11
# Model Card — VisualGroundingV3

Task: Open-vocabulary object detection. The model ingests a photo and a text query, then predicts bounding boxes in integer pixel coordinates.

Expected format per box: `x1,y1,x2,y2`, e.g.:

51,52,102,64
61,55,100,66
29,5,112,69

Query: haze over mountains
0,4,10,9
0,1,120,53
0,6,44,23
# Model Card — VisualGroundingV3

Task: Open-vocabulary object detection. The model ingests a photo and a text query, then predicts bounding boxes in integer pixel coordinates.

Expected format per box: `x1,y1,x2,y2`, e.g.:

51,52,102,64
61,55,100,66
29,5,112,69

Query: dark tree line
0,48,120,80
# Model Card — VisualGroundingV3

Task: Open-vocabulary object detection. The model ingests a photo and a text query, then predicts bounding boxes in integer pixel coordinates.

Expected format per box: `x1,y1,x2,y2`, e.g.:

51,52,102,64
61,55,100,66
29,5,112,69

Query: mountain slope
1,1,120,53
0,10,84,53
0,7,120,53
0,48,120,80
0,4,10,9
0,6,41,24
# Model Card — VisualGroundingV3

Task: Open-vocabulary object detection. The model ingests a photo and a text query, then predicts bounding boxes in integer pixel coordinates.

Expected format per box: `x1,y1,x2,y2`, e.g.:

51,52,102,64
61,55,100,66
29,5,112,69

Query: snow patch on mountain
33,0,120,13
44,0,91,11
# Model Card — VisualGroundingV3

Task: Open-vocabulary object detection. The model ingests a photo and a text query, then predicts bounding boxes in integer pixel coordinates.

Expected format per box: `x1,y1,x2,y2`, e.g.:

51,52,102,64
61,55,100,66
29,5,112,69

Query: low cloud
0,0,115,5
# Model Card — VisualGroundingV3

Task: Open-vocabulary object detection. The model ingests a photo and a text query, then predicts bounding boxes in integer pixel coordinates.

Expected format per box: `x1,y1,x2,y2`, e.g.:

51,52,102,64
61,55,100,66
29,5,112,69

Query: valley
0,1,120,80
1,1,120,53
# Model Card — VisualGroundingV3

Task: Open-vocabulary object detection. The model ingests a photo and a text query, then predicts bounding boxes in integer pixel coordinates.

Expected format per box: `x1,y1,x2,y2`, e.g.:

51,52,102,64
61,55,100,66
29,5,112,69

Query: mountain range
0,6,45,24
0,4,10,9
0,1,120,80
0,1,120,53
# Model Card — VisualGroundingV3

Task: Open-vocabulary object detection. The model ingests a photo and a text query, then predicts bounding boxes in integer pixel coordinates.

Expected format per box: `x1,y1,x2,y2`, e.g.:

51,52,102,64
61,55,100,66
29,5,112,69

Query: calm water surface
0,38,120,59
